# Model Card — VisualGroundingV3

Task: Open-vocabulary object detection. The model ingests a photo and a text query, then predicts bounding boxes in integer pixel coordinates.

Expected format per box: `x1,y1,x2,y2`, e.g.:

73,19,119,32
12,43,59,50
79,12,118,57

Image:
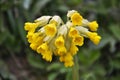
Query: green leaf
109,24,120,40
93,64,106,76
78,49,100,66
78,50,88,65
59,67,71,73
110,75,120,80
66,72,72,80
0,31,8,45
7,10,16,33
109,38,116,52
31,0,51,16
110,59,120,69
16,18,27,44
89,50,100,64
115,52,120,58
47,63,62,71
48,73,58,80
27,52,45,69
0,13,4,31
0,60,16,80
22,0,32,10
82,72,96,80
0,60,9,77
58,5,69,12
66,0,83,6
5,32,15,47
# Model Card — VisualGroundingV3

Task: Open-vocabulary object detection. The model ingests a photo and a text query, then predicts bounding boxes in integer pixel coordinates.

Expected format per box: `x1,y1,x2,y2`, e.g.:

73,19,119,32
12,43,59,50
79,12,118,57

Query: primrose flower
71,12,83,26
55,35,65,48
88,21,98,31
44,23,57,36
24,10,101,67
69,27,79,37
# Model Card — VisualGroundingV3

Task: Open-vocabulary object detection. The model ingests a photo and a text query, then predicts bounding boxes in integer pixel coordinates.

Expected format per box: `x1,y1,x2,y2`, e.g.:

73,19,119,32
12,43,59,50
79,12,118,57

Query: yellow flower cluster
24,10,101,67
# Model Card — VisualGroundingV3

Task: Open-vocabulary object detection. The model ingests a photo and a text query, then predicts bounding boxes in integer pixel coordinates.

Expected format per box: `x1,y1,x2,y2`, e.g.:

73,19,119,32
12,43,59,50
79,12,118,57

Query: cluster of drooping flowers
24,10,101,67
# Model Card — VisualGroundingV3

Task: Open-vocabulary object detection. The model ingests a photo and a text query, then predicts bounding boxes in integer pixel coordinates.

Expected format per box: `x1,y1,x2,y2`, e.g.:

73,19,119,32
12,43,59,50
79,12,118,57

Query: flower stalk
72,55,79,80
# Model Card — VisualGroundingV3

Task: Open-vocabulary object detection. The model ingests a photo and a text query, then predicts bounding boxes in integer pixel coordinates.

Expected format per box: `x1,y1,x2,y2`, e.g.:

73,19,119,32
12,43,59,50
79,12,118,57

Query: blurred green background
0,0,120,80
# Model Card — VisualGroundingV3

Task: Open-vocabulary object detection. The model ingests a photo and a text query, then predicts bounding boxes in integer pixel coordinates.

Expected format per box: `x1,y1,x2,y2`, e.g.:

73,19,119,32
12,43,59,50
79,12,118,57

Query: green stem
72,55,79,80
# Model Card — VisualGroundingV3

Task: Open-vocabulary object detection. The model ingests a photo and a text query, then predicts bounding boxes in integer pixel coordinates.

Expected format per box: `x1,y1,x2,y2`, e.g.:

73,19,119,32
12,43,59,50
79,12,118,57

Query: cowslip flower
24,10,101,67
67,10,83,26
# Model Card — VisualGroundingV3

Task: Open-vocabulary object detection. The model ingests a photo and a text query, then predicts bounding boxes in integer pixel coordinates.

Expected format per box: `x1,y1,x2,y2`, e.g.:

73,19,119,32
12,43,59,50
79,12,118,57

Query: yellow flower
93,36,101,45
24,22,33,31
87,32,101,45
24,10,101,67
24,22,38,32
55,35,65,48
59,53,72,62
59,56,64,62
27,32,41,43
32,32,40,40
88,21,98,31
69,43,78,55
87,32,97,39
59,53,74,67
34,16,52,26
37,42,48,54
49,20,57,26
57,47,67,56
30,43,38,51
64,61,74,67
57,25,68,37
26,32,34,43
64,53,74,67
68,27,79,38
30,39,43,51
30,37,43,51
42,50,52,62
67,10,77,17
71,12,83,26
72,35,84,46
64,53,73,62
44,23,57,37
66,21,74,28
35,36,43,44
49,15,63,26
